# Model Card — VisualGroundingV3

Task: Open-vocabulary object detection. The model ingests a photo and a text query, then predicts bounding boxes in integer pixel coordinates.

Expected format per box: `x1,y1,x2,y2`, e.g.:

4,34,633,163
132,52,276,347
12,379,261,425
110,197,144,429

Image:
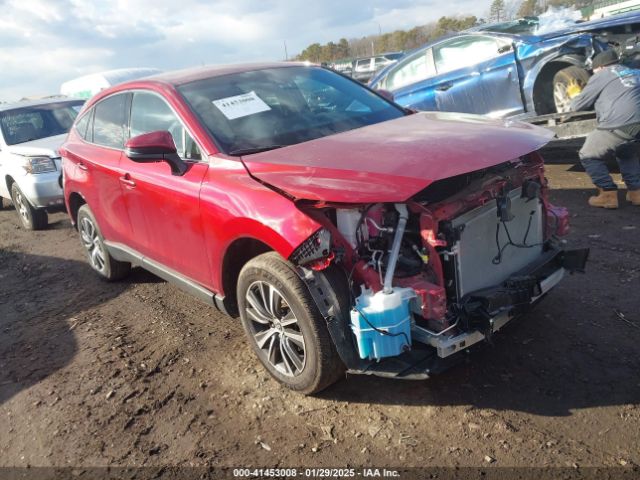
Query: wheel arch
220,237,274,317
5,174,16,193
204,203,323,316
532,56,588,115
67,191,87,227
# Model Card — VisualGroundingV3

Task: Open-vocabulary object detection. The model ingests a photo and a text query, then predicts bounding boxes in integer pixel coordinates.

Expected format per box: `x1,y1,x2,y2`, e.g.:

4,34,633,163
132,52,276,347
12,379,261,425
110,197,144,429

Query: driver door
120,90,211,286
382,48,439,111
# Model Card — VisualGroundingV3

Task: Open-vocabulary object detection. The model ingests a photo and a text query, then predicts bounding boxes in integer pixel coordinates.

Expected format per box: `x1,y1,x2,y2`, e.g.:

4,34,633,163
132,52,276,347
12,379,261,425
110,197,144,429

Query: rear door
431,35,524,116
381,48,439,110
120,90,211,286
63,93,132,242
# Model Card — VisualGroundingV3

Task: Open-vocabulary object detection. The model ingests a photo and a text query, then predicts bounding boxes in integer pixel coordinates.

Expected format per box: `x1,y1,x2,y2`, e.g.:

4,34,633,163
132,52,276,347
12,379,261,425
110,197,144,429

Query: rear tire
237,252,345,394
553,66,591,113
10,183,48,230
77,204,131,281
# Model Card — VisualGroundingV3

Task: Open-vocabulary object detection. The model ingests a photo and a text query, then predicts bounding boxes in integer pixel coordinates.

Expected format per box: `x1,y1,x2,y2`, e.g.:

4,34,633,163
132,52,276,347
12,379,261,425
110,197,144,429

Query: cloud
0,0,484,102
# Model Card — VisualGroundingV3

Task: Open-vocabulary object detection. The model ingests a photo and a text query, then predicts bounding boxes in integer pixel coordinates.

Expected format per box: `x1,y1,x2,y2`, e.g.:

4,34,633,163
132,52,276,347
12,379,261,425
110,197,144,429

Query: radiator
450,187,544,298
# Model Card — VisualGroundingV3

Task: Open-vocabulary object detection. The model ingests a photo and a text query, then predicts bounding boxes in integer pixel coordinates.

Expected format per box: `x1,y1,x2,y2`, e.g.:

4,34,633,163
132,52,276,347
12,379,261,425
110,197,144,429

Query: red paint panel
125,130,175,150
243,112,554,203
63,128,132,242
199,158,322,293
119,158,210,286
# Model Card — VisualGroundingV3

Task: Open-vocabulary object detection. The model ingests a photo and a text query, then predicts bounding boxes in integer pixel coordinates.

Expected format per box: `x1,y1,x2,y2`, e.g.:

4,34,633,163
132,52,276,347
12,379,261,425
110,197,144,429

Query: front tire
237,252,344,394
77,204,131,281
11,183,48,230
553,66,591,113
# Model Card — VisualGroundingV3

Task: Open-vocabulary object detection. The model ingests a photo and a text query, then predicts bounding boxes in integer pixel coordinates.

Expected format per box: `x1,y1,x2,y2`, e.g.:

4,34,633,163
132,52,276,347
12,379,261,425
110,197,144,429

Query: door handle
436,83,453,92
77,162,88,171
119,174,136,188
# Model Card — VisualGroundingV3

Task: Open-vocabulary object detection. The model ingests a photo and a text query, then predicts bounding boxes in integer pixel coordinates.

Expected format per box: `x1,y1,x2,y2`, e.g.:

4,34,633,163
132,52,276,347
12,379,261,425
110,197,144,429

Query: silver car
0,98,84,229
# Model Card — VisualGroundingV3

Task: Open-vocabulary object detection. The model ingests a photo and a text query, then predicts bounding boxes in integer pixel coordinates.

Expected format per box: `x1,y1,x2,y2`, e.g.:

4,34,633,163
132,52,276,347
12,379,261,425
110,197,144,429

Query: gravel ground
0,143,639,478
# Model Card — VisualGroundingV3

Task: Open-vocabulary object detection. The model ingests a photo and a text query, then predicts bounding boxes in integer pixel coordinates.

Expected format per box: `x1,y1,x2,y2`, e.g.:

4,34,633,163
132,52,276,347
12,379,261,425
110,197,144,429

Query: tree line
295,16,479,63
295,0,591,63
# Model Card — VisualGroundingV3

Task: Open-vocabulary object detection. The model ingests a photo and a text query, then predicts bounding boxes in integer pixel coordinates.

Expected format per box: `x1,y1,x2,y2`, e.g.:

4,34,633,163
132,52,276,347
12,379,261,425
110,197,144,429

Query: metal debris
259,441,271,451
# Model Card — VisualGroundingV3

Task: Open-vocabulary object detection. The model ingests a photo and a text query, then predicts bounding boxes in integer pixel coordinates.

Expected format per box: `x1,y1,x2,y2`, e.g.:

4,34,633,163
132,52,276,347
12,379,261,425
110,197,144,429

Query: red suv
61,63,588,394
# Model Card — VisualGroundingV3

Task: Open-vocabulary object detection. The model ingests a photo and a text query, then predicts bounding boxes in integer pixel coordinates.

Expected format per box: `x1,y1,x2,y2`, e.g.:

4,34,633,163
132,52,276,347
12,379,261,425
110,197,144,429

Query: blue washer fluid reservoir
350,287,415,361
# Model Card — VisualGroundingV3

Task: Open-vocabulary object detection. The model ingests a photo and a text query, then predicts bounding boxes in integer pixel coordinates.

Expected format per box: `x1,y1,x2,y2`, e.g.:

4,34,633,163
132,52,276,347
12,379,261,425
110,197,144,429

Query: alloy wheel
79,216,107,274
245,280,306,377
14,190,29,224
553,82,572,113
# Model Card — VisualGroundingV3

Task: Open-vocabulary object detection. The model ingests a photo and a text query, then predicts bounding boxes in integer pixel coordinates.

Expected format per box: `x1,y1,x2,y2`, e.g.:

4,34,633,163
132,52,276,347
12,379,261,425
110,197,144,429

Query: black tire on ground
77,204,131,281
553,66,591,113
237,252,345,395
10,183,48,230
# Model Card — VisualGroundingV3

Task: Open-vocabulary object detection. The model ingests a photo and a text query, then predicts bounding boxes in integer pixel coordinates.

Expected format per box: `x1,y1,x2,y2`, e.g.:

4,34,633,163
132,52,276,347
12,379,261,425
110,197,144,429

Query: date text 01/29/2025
232,468,401,477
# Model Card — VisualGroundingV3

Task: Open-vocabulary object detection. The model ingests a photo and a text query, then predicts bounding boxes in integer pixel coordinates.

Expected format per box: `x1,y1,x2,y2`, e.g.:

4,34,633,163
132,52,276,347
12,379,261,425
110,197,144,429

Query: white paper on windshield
212,91,271,120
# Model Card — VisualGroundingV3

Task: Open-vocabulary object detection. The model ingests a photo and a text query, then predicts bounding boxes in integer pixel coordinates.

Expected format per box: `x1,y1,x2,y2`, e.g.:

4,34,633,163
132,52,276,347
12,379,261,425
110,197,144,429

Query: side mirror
376,89,395,102
124,131,188,176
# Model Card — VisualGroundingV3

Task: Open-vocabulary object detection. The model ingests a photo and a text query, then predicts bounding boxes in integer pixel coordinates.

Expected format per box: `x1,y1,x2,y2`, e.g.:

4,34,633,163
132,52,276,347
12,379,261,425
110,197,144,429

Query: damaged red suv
61,63,588,394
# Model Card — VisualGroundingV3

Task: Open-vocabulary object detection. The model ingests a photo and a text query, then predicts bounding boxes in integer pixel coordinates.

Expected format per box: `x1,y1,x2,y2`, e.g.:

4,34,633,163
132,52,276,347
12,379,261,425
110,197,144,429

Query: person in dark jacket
570,49,640,208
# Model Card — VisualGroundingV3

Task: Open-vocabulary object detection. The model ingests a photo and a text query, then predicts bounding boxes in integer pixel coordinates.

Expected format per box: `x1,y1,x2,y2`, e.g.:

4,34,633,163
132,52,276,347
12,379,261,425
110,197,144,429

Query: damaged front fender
293,264,369,371
517,33,597,112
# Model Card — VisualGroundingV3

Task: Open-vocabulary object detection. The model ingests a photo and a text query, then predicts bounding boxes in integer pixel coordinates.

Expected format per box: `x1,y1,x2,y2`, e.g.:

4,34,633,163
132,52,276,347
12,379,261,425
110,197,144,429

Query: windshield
0,100,84,145
178,66,405,154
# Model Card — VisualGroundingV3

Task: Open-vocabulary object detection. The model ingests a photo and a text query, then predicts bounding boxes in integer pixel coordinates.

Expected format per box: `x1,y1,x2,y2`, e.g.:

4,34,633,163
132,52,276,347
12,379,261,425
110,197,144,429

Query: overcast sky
0,0,485,102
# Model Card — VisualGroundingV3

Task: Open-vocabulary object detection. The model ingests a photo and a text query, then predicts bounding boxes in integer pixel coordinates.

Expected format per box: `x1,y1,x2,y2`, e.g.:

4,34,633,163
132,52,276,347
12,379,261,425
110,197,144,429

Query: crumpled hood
5,134,66,157
533,11,640,41
242,112,554,203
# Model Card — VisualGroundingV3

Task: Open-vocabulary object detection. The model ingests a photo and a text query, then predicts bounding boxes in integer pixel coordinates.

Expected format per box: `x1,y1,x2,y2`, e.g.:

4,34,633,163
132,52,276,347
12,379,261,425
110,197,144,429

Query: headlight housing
290,228,332,266
23,156,57,174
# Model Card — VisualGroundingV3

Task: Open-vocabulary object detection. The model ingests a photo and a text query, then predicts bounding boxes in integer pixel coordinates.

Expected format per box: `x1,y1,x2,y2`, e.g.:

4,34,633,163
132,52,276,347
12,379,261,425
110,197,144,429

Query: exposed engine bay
292,153,588,376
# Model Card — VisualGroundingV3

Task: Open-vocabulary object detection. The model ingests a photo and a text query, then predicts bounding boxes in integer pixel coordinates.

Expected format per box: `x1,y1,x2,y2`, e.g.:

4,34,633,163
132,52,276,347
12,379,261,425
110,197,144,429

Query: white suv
352,53,403,83
0,98,84,229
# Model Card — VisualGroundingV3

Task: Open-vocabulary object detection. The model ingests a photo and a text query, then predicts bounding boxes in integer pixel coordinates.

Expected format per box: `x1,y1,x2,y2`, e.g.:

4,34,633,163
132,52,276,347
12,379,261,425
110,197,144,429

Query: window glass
51,108,76,130
178,66,404,154
0,101,84,145
130,92,201,160
386,49,436,90
75,111,92,140
355,59,371,72
92,94,127,149
298,76,372,114
434,36,499,75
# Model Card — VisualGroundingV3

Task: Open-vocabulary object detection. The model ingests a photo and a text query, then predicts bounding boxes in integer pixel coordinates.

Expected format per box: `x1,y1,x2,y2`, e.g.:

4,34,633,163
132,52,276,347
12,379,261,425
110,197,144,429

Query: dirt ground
1,142,639,477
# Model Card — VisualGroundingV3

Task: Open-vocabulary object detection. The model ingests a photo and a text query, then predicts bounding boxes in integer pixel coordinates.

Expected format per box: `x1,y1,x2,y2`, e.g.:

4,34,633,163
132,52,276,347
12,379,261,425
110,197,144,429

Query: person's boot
626,189,640,206
588,188,619,209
